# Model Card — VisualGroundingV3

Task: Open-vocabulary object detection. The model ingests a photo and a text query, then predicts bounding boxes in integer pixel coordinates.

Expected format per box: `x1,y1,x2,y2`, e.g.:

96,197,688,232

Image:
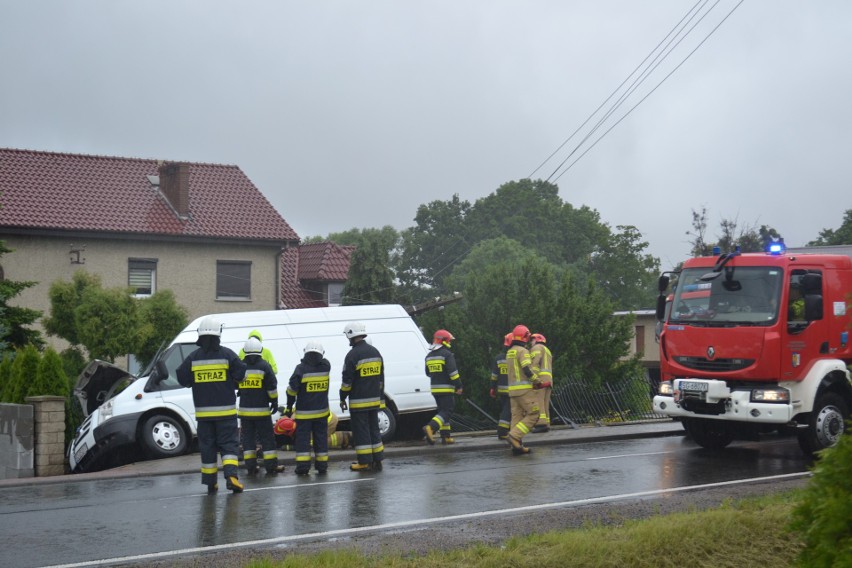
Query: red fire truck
653,243,852,455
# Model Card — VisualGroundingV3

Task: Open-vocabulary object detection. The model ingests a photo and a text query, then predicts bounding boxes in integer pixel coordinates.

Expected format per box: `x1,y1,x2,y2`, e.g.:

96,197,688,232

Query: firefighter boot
507,435,531,456
207,483,218,495
532,424,550,434
225,476,244,493
441,434,455,445
371,460,383,472
339,431,352,449
350,462,371,472
422,424,436,445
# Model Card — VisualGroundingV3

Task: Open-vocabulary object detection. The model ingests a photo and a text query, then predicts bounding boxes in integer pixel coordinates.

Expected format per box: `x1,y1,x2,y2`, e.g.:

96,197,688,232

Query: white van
68,304,435,473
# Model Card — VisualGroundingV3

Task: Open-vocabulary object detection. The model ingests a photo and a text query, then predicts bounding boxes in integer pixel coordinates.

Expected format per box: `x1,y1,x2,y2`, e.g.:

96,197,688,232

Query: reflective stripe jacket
286,356,331,421
425,344,462,394
340,340,384,412
237,357,278,419
490,351,509,395
529,343,553,382
176,345,246,420
506,341,535,398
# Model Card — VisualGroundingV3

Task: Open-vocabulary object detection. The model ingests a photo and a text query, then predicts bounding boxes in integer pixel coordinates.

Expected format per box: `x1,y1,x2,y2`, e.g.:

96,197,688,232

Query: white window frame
128,258,157,298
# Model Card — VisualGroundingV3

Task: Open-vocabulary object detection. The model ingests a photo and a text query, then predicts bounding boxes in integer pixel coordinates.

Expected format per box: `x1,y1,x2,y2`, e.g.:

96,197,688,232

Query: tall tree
342,237,395,305
135,290,189,368
45,270,188,364
397,194,473,296
0,241,44,350
590,225,660,310
808,209,852,246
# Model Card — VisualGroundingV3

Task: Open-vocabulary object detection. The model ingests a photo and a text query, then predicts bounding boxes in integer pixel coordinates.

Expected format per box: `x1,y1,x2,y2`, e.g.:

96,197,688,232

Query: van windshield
670,266,783,325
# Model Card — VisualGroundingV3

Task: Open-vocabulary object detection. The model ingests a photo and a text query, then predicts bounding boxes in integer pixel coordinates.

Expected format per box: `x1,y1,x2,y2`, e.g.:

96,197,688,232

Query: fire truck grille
674,356,755,372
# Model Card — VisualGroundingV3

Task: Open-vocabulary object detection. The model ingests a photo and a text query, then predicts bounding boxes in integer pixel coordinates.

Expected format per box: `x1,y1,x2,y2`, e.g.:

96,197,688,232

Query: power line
552,0,744,182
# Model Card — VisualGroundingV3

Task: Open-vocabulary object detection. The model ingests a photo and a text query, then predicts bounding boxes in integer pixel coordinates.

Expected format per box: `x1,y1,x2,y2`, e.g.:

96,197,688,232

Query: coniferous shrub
790,425,852,566
7,346,40,404
30,347,68,398
0,352,14,402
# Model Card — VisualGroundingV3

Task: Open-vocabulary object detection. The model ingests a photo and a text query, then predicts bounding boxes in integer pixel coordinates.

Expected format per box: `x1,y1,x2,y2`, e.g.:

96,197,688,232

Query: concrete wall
0,403,34,479
0,234,282,354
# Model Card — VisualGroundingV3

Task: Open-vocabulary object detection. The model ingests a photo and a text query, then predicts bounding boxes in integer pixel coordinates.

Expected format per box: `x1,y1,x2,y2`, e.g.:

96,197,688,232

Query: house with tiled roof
280,242,355,308
0,148,301,357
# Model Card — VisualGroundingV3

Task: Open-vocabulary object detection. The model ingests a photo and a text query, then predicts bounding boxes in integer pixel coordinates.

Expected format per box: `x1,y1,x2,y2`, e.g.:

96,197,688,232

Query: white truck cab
68,304,435,473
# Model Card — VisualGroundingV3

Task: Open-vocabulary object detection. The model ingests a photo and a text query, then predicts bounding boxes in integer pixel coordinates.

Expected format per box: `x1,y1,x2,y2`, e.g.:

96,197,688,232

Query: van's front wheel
378,408,397,443
141,415,188,459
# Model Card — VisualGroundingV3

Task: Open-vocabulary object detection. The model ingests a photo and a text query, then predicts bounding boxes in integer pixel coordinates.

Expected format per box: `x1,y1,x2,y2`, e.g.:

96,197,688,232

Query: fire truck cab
653,243,852,455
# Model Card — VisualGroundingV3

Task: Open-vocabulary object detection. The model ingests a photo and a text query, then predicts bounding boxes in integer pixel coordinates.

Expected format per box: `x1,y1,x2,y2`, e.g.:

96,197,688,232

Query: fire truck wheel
797,392,848,456
684,418,734,450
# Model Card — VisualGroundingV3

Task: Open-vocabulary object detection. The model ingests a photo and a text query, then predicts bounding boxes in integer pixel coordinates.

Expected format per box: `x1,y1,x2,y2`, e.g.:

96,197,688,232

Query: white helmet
304,341,325,356
197,316,223,337
244,337,262,355
343,321,367,339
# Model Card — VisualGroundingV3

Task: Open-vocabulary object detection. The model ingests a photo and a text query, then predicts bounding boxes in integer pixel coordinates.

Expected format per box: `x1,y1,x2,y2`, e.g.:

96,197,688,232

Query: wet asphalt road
0,434,811,568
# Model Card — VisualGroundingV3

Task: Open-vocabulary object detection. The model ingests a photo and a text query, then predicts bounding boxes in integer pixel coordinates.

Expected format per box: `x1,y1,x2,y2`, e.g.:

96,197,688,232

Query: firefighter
423,329,464,445
490,333,512,440
274,411,352,450
788,282,805,320
176,316,247,494
529,333,554,433
340,321,385,472
237,337,281,475
238,329,278,374
285,341,332,475
505,324,539,455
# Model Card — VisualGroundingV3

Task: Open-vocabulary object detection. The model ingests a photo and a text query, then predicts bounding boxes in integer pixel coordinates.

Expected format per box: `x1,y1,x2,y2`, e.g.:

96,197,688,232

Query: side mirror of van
153,360,169,384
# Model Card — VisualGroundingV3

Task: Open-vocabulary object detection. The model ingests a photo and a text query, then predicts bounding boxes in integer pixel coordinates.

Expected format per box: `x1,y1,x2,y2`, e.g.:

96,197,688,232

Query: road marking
587,451,674,460
43,471,810,568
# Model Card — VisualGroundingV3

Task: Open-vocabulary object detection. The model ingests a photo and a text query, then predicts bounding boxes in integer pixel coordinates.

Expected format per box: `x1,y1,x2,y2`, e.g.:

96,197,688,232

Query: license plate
680,381,708,392
73,442,88,464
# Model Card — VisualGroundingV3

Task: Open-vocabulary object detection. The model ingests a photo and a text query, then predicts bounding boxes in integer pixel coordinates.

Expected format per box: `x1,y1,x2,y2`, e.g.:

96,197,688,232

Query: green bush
30,347,68,398
0,352,14,401
6,345,40,404
60,347,88,447
790,424,852,566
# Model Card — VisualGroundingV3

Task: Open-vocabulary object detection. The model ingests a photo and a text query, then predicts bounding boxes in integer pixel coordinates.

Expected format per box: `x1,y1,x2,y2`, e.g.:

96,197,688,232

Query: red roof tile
297,242,353,281
279,247,327,309
0,148,299,242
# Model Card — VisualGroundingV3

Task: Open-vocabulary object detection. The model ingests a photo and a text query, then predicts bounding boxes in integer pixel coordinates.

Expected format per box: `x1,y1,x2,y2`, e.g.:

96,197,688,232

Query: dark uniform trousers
497,394,511,439
198,419,241,486
351,409,383,465
295,417,329,473
429,394,456,438
240,418,278,473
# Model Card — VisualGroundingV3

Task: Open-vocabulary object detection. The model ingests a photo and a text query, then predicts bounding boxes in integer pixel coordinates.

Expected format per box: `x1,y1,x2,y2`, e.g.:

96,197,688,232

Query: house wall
1,234,282,352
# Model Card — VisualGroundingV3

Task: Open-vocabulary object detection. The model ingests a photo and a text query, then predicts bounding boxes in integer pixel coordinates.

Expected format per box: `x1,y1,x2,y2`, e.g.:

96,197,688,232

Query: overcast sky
2,1,850,270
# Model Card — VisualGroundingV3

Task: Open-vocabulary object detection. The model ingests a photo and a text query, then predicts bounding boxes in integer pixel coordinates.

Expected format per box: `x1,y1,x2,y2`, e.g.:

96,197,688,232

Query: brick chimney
157,162,190,218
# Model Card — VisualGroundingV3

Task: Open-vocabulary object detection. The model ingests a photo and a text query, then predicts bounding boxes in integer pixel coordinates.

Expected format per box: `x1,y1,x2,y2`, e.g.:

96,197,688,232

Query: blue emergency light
766,239,786,255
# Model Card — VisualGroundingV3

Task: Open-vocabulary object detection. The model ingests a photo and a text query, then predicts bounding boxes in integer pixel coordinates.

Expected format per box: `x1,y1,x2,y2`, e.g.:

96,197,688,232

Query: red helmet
531,333,546,344
512,325,531,342
503,332,513,347
433,329,455,345
274,416,296,437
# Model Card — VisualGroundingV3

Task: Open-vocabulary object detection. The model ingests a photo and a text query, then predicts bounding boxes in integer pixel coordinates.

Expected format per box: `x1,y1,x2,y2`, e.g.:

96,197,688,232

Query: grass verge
244,490,806,568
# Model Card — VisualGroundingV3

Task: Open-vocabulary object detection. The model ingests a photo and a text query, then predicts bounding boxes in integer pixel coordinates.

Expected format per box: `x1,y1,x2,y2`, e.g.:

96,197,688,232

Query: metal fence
452,374,667,432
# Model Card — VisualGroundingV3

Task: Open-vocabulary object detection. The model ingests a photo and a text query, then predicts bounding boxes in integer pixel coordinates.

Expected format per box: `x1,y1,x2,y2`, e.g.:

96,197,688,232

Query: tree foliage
415,255,642,418
45,270,188,364
342,237,395,306
687,207,782,256
0,240,44,351
30,347,68,398
808,209,852,246
790,429,852,566
6,344,40,404
135,290,189,368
